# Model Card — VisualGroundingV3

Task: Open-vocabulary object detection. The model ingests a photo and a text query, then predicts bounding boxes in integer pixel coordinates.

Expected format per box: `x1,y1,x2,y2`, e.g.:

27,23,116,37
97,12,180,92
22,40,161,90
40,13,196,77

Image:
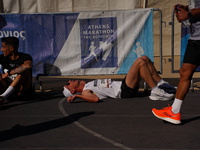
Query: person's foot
152,106,181,124
158,82,177,94
0,96,6,108
0,96,5,103
149,88,174,101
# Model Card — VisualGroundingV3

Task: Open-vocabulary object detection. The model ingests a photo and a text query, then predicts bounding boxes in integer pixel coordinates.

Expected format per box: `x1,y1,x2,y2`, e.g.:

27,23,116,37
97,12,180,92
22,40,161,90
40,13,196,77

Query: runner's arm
67,89,99,103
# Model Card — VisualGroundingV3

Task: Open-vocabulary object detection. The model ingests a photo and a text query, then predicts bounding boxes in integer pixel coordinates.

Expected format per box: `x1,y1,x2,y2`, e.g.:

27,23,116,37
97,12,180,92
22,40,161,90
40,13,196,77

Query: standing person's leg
152,63,197,124
176,64,197,100
171,63,197,114
152,40,200,124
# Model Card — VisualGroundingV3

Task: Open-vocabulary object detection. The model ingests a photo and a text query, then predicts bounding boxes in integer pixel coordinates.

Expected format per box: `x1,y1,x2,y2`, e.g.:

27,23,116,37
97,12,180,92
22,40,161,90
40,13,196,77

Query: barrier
0,9,163,91
0,8,154,76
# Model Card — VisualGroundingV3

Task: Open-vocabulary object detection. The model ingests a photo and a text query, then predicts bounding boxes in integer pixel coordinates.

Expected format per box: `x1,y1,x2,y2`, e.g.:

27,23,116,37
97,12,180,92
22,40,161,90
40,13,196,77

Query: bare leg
125,56,160,89
10,70,32,96
144,57,161,83
176,63,197,100
0,76,9,94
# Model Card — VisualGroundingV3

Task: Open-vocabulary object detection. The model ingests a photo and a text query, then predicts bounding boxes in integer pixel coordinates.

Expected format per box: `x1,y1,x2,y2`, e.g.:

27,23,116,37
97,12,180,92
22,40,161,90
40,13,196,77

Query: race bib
94,79,112,88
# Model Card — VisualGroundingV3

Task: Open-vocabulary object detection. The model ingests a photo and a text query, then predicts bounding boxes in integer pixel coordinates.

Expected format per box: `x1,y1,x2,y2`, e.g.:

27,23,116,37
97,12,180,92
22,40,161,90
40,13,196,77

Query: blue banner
180,25,189,65
117,10,154,74
0,9,154,76
0,13,79,76
80,17,118,69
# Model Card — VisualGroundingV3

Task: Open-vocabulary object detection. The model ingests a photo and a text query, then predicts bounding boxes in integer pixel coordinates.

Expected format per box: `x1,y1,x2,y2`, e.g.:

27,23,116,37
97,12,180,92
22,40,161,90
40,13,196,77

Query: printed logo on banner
80,17,118,69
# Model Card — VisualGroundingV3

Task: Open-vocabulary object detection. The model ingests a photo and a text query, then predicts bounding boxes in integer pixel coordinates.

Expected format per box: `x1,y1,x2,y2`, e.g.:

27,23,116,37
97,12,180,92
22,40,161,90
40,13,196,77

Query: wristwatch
188,11,193,18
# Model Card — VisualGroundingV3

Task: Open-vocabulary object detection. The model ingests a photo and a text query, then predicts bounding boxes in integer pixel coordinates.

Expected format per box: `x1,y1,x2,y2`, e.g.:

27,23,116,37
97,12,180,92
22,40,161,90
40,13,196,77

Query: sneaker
149,88,174,101
0,96,5,108
157,80,172,87
0,96,5,104
158,83,176,94
152,106,181,124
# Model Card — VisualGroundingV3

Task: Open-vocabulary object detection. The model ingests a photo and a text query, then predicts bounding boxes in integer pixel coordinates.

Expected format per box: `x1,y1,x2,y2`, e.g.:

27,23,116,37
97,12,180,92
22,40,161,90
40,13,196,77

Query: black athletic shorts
183,40,200,65
120,78,139,98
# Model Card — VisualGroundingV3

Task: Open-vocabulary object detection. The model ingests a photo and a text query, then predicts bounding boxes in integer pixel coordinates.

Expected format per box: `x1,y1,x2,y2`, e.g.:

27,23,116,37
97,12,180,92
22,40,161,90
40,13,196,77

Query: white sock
1,86,15,99
171,98,183,114
157,79,166,86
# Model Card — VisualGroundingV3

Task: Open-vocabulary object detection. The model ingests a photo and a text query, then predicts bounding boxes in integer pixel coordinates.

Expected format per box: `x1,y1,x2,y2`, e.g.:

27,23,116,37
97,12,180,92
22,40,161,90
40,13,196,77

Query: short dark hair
1,37,19,51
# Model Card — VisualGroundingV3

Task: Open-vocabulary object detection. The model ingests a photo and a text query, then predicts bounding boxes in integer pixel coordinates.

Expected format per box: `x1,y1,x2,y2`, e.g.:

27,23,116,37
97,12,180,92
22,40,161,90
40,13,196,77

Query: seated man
0,37,33,104
63,56,176,103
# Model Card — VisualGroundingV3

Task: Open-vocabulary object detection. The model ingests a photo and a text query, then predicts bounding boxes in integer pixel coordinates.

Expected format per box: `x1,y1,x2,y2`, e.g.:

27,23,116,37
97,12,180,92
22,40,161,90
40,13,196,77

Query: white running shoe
149,87,174,101
157,81,177,94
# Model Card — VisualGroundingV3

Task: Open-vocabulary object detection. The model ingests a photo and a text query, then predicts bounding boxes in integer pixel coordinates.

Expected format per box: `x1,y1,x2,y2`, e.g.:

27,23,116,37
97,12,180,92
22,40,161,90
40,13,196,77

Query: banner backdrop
0,9,154,76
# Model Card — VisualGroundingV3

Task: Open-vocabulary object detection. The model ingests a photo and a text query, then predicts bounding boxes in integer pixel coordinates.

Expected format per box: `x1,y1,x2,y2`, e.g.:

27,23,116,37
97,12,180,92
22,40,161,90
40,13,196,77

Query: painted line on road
58,98,133,150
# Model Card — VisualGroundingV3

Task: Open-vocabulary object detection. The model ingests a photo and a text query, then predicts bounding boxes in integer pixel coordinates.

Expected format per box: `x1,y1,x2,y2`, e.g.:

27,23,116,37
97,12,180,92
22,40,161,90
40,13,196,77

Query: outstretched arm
67,89,99,103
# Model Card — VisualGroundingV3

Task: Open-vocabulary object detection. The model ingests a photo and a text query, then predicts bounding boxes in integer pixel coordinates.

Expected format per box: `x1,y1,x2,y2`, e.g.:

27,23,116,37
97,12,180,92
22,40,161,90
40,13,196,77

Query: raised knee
135,57,146,67
141,56,152,63
141,55,148,60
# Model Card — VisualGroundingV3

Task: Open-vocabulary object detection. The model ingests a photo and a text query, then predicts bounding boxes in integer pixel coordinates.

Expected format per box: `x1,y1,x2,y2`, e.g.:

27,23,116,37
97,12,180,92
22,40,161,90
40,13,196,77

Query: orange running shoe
152,106,181,124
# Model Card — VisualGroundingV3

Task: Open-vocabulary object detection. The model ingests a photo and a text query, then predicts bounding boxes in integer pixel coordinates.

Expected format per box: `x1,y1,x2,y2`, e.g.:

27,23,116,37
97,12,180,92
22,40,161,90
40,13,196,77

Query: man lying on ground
63,56,176,103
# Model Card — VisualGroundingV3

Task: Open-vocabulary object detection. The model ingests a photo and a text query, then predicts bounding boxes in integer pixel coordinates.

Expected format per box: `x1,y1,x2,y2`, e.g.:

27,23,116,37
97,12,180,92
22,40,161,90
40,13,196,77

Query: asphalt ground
1,77,200,150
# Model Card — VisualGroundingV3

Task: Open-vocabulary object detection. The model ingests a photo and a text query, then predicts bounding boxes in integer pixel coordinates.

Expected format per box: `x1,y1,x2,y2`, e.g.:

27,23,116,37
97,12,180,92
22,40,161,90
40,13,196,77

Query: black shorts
183,40,200,65
120,78,139,98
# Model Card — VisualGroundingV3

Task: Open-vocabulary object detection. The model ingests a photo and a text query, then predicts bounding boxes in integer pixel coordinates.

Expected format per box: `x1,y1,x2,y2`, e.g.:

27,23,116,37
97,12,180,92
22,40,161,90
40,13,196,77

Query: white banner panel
52,8,154,75
0,9,153,76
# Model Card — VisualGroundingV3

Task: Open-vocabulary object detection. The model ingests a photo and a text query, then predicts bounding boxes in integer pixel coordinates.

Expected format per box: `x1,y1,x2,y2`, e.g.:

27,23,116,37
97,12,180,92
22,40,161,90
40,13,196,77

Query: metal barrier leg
144,81,148,92
190,79,194,92
39,81,43,92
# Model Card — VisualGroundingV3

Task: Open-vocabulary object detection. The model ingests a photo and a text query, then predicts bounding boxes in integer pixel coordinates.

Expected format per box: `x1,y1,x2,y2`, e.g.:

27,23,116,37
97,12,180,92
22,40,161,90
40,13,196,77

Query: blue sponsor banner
0,13,79,76
117,11,154,74
0,9,154,76
180,25,189,65
80,17,118,69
